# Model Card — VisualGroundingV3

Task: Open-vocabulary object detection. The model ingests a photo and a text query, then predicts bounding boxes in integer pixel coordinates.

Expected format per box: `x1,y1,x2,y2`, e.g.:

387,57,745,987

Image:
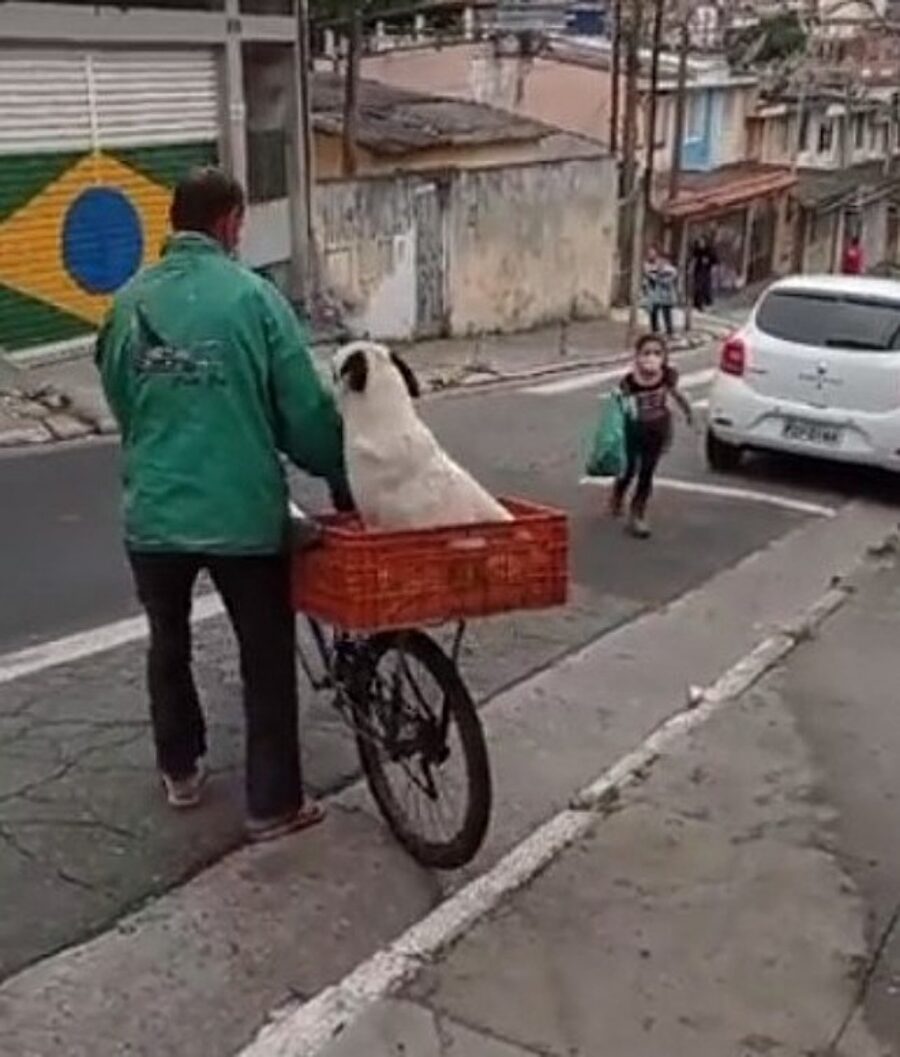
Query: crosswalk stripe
524,366,715,397
579,475,837,518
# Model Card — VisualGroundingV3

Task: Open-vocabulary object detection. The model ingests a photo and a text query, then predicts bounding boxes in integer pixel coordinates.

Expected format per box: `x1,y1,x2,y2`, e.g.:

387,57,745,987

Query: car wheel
706,430,742,473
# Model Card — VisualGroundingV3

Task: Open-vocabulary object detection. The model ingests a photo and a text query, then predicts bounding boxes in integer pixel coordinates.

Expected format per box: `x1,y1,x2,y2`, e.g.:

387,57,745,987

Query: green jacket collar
162,232,227,258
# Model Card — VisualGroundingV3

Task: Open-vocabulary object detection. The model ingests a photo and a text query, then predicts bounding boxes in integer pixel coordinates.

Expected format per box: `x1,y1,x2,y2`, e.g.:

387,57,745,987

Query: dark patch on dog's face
339,349,368,393
390,351,421,399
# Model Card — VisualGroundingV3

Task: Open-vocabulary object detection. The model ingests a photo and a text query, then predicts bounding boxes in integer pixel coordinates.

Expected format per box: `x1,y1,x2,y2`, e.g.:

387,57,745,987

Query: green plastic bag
584,390,628,479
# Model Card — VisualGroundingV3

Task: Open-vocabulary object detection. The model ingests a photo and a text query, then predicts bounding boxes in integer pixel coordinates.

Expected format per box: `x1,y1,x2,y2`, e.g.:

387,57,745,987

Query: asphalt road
2,348,899,981
2,345,891,654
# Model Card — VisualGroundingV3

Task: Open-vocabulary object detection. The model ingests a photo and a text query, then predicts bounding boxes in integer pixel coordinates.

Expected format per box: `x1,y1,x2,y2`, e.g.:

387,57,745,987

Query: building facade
0,0,309,360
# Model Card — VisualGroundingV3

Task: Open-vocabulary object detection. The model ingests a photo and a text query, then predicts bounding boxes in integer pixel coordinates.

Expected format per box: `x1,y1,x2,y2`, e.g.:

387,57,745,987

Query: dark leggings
614,424,667,516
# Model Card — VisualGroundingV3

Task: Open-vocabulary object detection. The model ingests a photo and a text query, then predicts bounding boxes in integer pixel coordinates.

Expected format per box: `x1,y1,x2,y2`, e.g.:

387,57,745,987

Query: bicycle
295,613,490,870
290,497,567,871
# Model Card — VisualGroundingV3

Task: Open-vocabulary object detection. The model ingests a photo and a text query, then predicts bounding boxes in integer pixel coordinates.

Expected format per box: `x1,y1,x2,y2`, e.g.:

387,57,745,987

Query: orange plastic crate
291,497,569,632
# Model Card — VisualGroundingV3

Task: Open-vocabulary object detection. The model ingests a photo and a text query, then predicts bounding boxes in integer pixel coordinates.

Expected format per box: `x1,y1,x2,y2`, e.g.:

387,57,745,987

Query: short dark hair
636,332,668,356
170,166,245,235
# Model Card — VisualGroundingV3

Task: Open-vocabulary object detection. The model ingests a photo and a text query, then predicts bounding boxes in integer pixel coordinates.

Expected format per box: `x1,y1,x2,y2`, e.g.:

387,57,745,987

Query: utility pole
620,0,642,202
628,172,647,335
668,16,689,202
342,7,362,177
609,0,623,155
294,0,318,305
644,0,665,209
618,0,643,307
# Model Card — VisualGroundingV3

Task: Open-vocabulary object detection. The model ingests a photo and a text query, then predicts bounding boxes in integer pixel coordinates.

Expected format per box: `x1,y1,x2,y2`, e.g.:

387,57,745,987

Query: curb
0,333,720,451
236,530,886,1057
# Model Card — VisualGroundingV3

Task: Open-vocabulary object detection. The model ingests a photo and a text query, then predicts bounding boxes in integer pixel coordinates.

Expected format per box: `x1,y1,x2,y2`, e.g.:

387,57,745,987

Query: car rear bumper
708,374,900,470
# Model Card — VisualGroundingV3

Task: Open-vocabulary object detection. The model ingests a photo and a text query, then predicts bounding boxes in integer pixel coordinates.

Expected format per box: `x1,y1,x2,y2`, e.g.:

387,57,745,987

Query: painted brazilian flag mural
0,142,216,354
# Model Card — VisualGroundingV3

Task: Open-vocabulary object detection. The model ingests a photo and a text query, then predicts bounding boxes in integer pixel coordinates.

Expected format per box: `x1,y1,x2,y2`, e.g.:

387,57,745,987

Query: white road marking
653,478,837,518
524,365,716,397
0,594,225,687
237,579,856,1057
522,364,627,396
0,502,313,686
581,475,837,518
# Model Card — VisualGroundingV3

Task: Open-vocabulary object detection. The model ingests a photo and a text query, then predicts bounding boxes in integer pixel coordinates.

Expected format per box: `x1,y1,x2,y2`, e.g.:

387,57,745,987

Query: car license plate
782,418,841,446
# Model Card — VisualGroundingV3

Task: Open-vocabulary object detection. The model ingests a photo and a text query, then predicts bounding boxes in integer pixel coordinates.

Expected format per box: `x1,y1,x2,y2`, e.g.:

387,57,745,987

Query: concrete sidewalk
303,544,900,1057
0,315,725,449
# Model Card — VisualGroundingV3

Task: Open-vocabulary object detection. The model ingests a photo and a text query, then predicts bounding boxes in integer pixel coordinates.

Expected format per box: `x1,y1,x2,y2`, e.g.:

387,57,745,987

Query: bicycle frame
294,617,468,698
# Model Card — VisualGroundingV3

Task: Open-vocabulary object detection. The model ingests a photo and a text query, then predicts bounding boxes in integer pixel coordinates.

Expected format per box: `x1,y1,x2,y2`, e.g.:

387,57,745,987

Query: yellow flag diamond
0,152,172,326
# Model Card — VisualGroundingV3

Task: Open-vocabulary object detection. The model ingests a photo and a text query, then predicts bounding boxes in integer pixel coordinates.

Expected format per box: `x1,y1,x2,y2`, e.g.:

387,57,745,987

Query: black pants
692,271,713,311
649,304,674,337
614,423,667,517
128,551,302,822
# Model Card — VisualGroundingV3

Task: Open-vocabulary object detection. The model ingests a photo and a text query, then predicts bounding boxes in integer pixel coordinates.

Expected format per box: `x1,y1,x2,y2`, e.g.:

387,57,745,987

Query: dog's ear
339,348,368,393
390,351,421,399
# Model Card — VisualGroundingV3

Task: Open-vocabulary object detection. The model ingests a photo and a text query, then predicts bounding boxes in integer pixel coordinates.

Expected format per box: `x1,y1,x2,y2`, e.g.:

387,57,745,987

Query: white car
707,274,900,474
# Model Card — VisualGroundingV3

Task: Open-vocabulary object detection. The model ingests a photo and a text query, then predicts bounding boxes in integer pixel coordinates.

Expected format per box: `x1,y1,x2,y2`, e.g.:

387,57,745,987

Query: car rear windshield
756,290,900,351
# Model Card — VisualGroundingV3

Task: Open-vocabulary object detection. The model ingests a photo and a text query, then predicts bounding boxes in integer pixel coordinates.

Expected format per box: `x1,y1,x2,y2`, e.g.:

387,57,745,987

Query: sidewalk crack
430,1006,565,1056
824,900,900,1054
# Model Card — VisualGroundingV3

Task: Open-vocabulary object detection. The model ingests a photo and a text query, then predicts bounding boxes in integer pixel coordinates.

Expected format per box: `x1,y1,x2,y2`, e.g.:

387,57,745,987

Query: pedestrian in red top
842,235,864,276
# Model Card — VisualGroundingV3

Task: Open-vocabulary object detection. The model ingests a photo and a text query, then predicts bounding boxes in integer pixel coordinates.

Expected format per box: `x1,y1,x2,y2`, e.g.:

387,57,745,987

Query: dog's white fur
334,341,512,531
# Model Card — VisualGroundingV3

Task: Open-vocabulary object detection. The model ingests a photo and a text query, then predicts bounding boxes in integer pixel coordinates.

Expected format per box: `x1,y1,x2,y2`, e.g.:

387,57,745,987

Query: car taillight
720,335,746,377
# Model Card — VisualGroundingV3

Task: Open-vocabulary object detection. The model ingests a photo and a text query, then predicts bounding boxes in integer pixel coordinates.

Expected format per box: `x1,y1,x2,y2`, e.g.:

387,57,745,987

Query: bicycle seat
289,515,325,552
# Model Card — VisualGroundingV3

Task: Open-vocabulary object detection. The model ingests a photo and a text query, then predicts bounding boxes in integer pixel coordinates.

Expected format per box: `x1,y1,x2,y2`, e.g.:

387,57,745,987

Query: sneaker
247,801,327,844
161,759,208,809
628,515,652,539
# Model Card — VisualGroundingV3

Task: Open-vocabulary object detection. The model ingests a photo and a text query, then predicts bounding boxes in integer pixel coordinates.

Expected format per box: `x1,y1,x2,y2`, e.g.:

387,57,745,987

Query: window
246,129,288,202
685,94,705,141
799,109,810,151
855,115,866,150
818,119,834,154
756,291,900,350
243,43,291,204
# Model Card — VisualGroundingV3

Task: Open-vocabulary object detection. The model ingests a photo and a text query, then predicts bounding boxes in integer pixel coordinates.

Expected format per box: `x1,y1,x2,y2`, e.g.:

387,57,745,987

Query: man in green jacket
97,167,350,842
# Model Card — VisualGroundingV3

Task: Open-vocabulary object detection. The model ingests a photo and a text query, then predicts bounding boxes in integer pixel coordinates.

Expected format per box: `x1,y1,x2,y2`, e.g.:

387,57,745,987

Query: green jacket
96,233,348,554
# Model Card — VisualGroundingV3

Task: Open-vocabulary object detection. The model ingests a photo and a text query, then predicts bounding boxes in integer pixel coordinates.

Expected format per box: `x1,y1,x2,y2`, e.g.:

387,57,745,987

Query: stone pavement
310,544,900,1057
0,314,725,448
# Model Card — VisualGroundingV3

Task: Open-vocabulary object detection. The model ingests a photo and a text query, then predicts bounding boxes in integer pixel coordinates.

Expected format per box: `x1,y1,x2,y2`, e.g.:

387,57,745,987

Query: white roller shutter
0,52,93,154
91,50,220,148
0,47,219,155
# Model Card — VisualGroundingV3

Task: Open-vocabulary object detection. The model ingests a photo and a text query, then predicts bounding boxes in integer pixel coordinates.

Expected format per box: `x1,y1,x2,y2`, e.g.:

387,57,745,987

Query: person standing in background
842,234,864,276
690,234,718,311
643,246,679,338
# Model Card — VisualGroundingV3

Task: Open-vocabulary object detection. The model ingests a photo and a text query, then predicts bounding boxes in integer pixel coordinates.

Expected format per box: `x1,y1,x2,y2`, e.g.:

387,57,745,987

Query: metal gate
413,179,447,338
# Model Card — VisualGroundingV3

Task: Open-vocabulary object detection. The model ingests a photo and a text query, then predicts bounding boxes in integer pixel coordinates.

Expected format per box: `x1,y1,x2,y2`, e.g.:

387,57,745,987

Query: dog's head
333,341,421,401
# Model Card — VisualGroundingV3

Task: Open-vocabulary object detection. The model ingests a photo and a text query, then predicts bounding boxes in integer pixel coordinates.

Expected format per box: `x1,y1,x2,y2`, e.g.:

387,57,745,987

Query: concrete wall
860,197,889,267
312,129,564,179
314,175,420,340
361,44,610,144
446,158,616,333
803,211,839,273
310,152,617,340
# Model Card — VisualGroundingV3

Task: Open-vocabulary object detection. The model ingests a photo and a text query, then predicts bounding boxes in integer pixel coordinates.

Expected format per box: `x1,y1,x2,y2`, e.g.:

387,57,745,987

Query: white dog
333,341,512,531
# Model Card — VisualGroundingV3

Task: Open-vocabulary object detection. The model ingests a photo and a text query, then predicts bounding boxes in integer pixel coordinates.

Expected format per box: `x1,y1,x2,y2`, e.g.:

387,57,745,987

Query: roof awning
660,166,797,220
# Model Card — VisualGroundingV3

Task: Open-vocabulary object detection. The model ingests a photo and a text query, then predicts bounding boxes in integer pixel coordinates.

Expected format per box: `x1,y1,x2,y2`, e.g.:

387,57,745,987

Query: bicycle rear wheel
351,630,491,870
